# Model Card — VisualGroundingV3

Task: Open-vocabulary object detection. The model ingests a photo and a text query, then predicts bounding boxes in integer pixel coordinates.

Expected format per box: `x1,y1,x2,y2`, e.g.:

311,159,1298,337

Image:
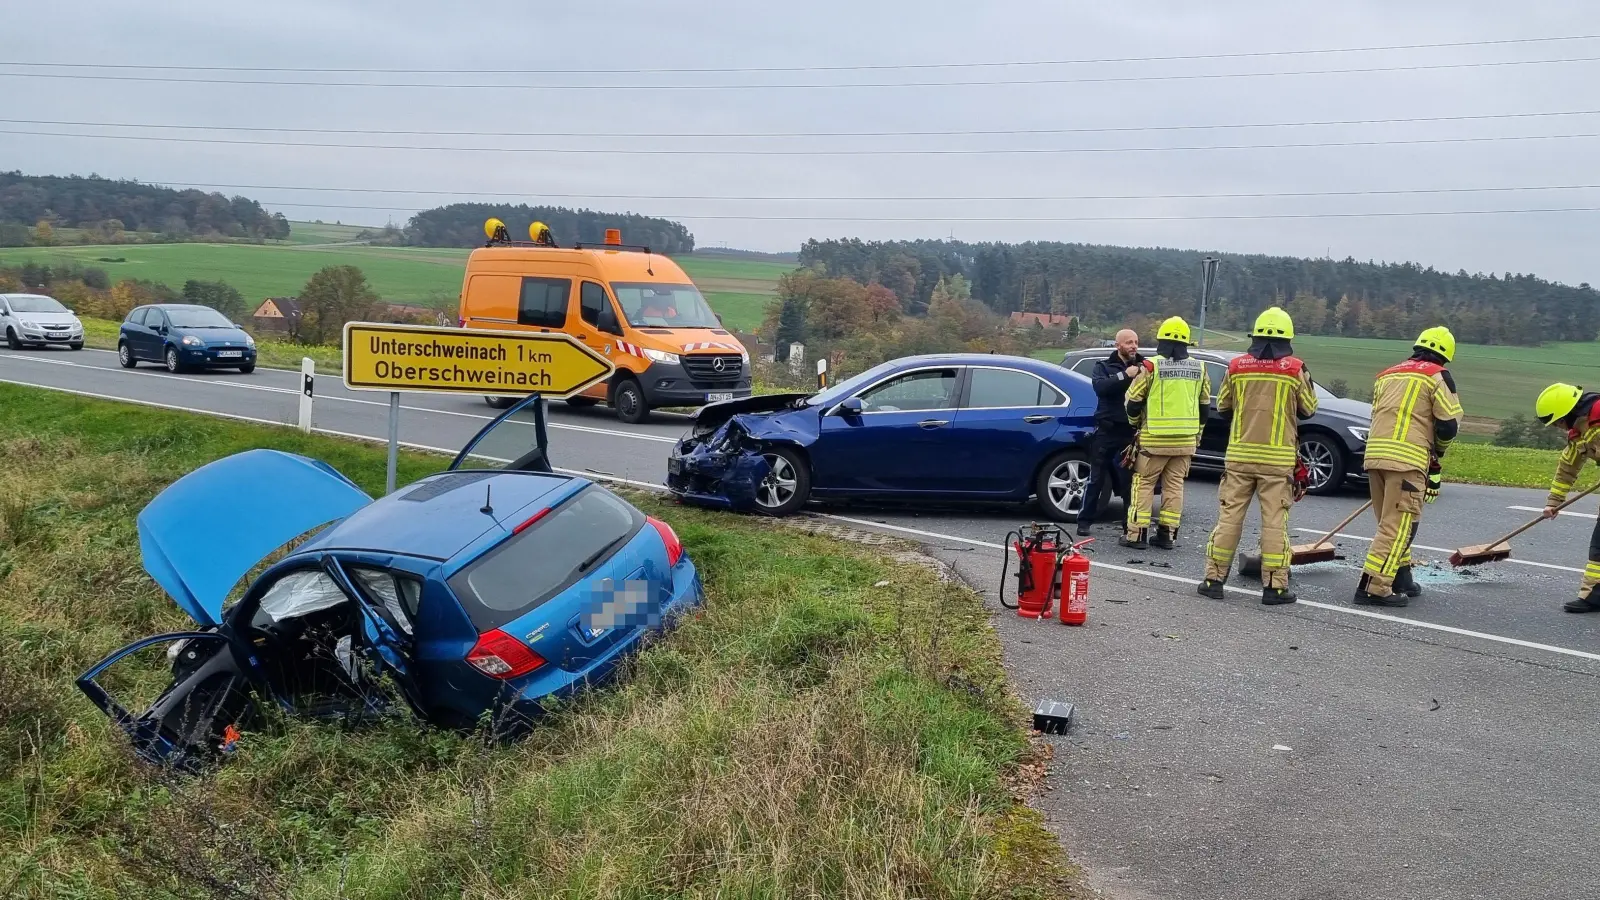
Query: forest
799,238,1600,345
403,203,695,253
0,172,291,244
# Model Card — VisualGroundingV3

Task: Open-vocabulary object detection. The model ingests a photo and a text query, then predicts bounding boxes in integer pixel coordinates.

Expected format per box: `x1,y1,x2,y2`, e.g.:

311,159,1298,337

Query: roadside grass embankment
0,382,1073,898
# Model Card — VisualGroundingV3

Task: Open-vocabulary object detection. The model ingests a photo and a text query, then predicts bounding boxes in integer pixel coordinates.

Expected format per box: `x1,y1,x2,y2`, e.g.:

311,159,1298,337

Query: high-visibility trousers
1579,516,1600,601
1205,467,1295,589
1127,450,1192,538
1363,468,1424,597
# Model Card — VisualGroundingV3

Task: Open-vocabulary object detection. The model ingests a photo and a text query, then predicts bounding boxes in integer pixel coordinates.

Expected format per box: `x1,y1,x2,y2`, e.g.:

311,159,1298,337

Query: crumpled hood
138,449,373,626
690,392,812,432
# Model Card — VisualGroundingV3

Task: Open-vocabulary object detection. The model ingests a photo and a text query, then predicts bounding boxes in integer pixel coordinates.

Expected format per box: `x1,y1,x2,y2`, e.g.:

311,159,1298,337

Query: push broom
1239,499,1374,579
1449,481,1600,567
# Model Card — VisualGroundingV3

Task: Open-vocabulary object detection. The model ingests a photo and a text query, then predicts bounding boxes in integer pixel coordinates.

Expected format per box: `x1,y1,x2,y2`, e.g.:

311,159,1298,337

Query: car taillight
465,629,545,679
647,516,683,567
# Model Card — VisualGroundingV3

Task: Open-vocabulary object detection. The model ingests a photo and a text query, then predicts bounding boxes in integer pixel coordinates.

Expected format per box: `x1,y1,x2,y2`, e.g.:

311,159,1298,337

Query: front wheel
1035,451,1092,522
612,378,650,424
164,346,183,373
4,328,20,350
484,395,514,410
238,363,255,374
118,342,137,368
753,446,811,516
1298,432,1346,496
565,396,599,408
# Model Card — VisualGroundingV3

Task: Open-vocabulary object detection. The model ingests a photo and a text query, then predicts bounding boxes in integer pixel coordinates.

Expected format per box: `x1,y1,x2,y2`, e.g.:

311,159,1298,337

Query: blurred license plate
217,350,242,358
707,392,733,402
47,333,67,340
666,457,683,475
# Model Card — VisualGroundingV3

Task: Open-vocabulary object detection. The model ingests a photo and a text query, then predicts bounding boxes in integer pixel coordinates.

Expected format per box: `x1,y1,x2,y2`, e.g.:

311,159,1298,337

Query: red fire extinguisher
1001,525,1063,619
1059,539,1093,626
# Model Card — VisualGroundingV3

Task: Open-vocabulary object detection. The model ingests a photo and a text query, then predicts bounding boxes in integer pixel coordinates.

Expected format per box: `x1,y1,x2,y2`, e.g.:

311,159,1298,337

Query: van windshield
610,282,721,329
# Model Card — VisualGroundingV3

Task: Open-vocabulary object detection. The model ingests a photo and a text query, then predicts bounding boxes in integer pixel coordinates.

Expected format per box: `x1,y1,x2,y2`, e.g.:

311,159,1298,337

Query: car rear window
447,485,645,631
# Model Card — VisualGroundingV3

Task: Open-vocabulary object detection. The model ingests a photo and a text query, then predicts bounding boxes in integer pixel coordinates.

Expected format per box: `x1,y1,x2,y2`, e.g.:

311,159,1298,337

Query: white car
1,293,85,350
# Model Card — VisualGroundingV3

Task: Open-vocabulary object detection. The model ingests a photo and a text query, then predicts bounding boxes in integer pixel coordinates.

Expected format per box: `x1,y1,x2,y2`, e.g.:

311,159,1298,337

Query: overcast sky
6,0,1600,285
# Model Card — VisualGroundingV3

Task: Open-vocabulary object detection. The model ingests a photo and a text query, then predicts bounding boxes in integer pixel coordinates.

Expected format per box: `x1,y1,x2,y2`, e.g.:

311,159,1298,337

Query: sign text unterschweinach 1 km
342,321,614,399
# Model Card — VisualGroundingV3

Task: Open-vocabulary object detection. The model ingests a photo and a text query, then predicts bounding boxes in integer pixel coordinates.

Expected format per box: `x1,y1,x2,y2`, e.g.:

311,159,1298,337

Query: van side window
579,282,607,328
517,278,570,328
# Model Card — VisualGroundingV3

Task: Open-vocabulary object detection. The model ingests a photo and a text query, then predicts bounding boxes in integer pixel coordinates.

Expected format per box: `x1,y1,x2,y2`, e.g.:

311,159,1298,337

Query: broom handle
1483,480,1600,550
1306,499,1375,551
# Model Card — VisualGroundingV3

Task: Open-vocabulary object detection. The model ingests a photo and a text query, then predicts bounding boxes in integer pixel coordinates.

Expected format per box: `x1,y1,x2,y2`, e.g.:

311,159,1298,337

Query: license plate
47,333,67,340
216,350,242,358
707,392,733,403
667,457,683,475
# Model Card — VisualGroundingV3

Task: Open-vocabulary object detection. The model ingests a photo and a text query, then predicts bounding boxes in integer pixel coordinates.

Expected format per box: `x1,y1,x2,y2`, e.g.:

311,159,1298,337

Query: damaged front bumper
666,424,772,511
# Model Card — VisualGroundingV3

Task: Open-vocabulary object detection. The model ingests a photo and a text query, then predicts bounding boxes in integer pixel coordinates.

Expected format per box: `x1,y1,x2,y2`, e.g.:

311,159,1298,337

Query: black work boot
1120,529,1148,550
1196,578,1226,600
1149,526,1176,550
1564,596,1600,613
1393,565,1422,599
1076,520,1092,537
1355,573,1409,607
1261,586,1298,605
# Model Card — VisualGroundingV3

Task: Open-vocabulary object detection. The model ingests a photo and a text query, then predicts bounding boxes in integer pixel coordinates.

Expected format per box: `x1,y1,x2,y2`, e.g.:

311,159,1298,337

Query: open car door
451,394,553,473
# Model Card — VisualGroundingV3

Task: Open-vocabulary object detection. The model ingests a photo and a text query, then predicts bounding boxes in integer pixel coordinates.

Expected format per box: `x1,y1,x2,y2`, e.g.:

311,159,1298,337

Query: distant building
1008,311,1076,329
252,297,302,336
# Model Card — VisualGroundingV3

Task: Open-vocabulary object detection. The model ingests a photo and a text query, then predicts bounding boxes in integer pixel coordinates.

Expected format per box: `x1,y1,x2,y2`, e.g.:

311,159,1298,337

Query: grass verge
1444,442,1596,492
0,382,1075,898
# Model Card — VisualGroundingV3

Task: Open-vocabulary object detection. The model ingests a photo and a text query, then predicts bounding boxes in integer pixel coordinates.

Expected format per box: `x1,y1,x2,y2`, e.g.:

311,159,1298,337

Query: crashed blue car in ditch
667,353,1099,519
78,396,702,770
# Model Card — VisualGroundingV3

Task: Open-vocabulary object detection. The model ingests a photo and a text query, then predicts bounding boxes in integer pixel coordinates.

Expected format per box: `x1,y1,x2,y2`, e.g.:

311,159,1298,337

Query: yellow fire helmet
483,217,509,242
529,221,553,244
1250,306,1294,339
1156,316,1193,344
1536,382,1585,426
1414,326,1457,362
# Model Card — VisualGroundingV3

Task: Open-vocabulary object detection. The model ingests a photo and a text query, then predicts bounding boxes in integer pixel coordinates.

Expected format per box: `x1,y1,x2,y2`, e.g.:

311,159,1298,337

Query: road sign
342,321,614,399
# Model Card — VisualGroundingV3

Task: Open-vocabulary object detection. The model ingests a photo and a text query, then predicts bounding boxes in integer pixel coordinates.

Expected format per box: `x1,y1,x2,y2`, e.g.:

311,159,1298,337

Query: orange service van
458,220,751,423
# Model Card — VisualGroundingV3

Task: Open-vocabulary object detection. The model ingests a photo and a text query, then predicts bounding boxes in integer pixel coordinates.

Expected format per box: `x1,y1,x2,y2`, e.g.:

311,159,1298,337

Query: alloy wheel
1046,458,1089,516
756,453,799,510
1298,438,1337,493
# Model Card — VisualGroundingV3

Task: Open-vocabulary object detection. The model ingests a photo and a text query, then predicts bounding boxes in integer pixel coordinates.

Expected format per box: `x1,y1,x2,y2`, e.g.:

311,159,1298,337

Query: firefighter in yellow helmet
1534,382,1600,613
1122,316,1210,549
1354,326,1462,607
1198,307,1318,604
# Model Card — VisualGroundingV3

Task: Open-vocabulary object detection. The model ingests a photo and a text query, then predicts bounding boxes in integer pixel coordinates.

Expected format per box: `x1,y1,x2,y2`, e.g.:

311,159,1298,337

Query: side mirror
597,303,623,336
831,397,865,416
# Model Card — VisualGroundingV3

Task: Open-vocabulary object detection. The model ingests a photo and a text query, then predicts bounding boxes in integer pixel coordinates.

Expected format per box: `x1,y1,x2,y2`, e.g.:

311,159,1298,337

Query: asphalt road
5,345,1598,899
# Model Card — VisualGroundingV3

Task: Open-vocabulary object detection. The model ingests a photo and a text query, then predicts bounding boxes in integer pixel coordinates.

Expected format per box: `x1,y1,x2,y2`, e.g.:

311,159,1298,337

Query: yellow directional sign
342,321,614,398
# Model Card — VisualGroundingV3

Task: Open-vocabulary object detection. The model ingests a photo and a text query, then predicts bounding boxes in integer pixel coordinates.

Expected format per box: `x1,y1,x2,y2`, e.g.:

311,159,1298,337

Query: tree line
798,238,1599,346
0,172,291,245
403,203,695,254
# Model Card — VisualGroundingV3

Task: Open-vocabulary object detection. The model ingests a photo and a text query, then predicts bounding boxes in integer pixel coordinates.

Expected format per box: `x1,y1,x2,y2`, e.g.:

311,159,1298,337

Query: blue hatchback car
667,353,1098,520
118,303,259,374
79,396,702,770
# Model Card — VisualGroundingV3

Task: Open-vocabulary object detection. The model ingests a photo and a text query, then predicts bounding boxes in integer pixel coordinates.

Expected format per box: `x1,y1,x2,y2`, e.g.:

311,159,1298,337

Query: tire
164,346,183,374
565,396,599,408
612,378,650,424
68,342,83,351
238,363,255,374
118,342,137,368
1034,451,1093,522
484,395,514,410
1298,431,1347,496
5,328,20,350
752,445,811,516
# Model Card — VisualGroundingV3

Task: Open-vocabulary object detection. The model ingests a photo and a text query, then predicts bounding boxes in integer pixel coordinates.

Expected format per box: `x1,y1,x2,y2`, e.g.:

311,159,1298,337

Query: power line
1,33,1593,75
3,54,1598,90
8,127,1600,155
143,179,1600,203
8,108,1600,139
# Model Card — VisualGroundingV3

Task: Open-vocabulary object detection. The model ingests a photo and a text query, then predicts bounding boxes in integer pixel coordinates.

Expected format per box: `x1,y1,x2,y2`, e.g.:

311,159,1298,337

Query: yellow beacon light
484,217,508,242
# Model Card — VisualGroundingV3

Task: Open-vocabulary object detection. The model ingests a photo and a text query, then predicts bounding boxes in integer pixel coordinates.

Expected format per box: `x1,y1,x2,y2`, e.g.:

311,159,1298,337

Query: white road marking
1293,527,1585,574
0,352,677,443
8,375,1600,666
1509,505,1599,520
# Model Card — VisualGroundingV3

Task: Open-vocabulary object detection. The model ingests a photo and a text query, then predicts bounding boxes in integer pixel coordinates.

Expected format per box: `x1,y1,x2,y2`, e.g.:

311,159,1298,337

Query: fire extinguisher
1059,538,1093,626
1001,524,1064,619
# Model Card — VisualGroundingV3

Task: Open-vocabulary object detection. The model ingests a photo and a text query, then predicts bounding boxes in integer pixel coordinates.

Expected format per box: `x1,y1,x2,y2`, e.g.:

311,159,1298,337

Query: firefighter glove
1425,458,1442,503
1292,458,1310,503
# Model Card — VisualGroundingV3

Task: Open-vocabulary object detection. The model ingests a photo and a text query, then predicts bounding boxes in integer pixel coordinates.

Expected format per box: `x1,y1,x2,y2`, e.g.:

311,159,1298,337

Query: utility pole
1197,256,1219,348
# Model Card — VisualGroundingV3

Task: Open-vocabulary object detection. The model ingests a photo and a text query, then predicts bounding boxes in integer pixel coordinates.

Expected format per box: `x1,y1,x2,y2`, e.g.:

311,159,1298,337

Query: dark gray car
1060,347,1372,497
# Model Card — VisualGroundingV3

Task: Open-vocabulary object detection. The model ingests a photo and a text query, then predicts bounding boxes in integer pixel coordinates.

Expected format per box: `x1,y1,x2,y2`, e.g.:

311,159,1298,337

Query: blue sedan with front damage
667,353,1099,519
78,396,702,771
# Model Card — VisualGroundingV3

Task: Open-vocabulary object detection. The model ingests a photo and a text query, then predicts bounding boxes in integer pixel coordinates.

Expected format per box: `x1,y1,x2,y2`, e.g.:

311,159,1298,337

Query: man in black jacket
1078,329,1144,536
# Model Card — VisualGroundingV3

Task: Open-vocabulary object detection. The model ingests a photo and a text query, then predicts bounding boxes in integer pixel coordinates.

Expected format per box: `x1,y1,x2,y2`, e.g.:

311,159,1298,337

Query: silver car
0,293,85,350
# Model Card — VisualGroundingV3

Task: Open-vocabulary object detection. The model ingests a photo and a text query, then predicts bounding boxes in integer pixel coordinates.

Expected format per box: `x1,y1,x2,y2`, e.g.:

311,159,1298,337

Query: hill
801,238,1599,346
0,171,289,243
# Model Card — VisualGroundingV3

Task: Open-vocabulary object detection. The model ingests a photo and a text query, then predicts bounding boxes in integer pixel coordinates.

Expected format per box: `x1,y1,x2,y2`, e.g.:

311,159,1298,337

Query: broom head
1288,543,1340,565
1449,543,1511,567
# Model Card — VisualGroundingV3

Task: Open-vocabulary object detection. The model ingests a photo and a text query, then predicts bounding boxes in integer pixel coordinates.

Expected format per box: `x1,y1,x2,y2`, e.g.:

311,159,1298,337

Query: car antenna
480,484,494,516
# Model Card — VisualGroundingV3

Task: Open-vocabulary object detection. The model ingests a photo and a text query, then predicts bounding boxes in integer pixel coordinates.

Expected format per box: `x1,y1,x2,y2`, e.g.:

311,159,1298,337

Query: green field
0,224,789,329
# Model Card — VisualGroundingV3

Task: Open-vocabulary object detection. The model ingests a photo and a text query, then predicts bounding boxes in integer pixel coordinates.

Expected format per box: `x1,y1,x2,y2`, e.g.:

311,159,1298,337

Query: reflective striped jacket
1548,400,1600,508
1217,355,1318,471
1126,356,1210,453
1364,360,1463,474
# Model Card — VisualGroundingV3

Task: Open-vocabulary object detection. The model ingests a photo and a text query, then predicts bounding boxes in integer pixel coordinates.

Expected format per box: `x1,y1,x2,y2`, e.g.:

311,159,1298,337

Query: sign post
298,357,315,434
1197,256,1219,348
342,322,615,493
